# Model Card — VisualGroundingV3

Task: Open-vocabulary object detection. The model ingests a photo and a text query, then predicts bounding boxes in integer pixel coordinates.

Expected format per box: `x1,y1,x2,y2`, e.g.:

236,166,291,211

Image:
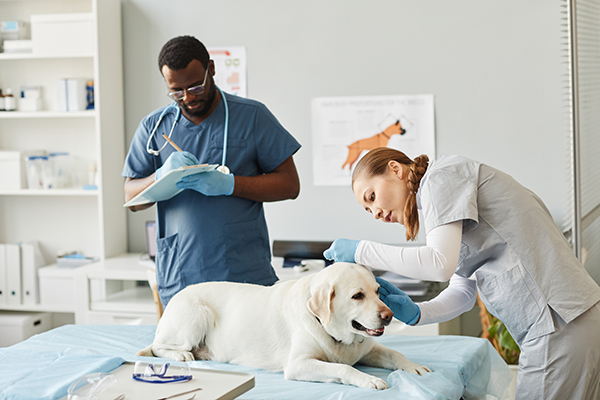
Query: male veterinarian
122,35,301,306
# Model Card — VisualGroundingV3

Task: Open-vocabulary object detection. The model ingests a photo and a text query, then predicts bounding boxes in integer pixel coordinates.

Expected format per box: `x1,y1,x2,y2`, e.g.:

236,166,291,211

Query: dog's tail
136,344,155,357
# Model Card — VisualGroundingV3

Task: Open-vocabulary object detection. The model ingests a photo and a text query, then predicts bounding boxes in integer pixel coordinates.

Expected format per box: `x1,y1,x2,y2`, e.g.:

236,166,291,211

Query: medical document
124,164,217,207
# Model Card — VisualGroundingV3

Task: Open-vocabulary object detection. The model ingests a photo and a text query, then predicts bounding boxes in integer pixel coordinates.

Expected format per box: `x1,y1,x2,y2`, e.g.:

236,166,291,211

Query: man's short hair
158,35,209,73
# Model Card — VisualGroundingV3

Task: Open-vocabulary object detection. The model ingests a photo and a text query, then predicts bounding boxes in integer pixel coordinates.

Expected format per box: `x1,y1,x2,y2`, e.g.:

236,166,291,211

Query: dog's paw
173,351,195,362
402,362,432,376
359,376,389,390
156,349,195,362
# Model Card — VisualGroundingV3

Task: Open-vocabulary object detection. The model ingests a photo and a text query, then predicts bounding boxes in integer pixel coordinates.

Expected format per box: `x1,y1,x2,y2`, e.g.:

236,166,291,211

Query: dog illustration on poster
342,119,407,170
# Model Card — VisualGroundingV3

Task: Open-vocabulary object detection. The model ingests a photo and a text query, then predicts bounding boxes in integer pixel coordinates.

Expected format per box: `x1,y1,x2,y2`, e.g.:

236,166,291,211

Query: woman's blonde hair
351,147,429,241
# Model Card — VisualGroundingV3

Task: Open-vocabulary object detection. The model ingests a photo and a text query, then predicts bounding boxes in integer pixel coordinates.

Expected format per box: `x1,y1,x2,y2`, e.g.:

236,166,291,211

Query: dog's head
307,262,393,345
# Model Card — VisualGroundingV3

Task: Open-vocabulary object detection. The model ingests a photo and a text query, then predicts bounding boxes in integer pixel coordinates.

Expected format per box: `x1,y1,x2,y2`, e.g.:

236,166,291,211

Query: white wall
120,0,569,252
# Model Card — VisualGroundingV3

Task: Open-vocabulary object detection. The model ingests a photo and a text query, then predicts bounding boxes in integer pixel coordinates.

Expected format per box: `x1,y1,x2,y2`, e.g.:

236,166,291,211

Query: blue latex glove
323,239,359,263
155,151,199,181
176,169,235,196
376,276,421,325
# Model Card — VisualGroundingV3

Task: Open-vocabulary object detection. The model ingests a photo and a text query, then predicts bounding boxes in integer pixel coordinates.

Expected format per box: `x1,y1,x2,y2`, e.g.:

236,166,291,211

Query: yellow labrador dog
137,262,431,389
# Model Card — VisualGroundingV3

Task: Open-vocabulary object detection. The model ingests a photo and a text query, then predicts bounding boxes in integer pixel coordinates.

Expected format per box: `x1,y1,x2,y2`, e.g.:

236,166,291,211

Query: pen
162,134,183,152
157,387,202,400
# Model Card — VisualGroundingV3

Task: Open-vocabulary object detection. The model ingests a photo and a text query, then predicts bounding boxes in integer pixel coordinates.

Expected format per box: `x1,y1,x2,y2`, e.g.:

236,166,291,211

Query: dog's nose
380,308,393,323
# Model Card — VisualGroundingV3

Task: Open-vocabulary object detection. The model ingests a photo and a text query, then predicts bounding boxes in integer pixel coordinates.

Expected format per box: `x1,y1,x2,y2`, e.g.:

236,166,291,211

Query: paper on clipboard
124,164,218,207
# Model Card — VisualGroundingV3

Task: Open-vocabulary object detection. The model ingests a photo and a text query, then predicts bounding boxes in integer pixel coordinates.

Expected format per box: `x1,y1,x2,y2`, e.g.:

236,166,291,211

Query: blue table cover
0,325,511,400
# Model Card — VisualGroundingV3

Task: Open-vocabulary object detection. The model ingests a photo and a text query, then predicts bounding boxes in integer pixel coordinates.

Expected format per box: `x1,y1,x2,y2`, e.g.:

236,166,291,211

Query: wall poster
311,94,435,186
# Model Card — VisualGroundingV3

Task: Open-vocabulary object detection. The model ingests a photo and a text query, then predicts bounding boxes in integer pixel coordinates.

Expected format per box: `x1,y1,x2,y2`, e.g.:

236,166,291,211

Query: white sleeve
355,220,463,282
415,274,477,325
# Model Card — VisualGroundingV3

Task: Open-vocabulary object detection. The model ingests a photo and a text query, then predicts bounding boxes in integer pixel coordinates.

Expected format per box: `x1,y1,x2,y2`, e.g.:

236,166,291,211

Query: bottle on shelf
0,89,5,111
86,80,94,110
4,88,16,111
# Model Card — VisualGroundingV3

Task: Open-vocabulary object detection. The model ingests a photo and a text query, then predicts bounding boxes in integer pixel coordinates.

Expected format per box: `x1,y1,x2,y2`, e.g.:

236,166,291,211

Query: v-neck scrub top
417,155,600,345
122,92,301,305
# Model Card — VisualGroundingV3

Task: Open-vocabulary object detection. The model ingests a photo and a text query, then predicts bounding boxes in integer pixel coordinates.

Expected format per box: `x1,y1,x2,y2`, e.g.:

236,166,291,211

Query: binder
66,78,88,111
0,244,6,305
6,243,22,306
124,164,217,207
56,79,68,112
21,241,46,305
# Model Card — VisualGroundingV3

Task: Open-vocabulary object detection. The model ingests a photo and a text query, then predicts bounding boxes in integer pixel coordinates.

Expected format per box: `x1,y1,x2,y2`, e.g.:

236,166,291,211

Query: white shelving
0,53,95,61
0,0,127,319
0,110,96,119
0,189,97,196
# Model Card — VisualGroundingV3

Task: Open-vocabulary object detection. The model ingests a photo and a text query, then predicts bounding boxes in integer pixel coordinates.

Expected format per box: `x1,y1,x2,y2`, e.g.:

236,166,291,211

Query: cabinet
73,254,156,325
0,0,126,317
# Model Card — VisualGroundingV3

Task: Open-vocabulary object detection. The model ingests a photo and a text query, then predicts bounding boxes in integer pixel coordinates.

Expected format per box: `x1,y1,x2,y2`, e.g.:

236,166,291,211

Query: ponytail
352,148,429,241
403,154,429,241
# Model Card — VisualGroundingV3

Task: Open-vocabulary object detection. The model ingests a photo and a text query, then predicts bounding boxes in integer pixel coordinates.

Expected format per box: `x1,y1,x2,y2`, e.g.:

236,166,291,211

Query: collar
315,316,342,344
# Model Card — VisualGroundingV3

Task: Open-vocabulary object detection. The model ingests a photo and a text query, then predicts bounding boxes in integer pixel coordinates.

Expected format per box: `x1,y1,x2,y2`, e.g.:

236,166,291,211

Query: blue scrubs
122,92,301,305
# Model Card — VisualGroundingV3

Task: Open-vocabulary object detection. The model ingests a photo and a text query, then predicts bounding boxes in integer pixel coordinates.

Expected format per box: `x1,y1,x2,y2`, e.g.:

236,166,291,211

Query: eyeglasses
167,63,210,101
67,373,117,400
132,361,192,384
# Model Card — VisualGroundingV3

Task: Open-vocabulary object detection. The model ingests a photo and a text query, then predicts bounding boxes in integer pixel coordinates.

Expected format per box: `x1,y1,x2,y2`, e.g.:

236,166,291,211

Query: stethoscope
146,87,230,174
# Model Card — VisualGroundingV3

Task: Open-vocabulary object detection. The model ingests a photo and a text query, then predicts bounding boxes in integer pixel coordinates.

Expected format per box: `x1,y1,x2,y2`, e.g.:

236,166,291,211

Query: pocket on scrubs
155,233,183,297
477,264,544,343
207,139,247,170
223,218,272,282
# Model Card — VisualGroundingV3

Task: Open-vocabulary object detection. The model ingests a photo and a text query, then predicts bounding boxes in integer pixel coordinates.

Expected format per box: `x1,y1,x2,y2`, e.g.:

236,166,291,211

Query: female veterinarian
323,147,600,400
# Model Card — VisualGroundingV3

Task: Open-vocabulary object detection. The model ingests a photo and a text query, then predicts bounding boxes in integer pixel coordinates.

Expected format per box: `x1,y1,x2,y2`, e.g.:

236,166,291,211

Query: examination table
0,324,511,400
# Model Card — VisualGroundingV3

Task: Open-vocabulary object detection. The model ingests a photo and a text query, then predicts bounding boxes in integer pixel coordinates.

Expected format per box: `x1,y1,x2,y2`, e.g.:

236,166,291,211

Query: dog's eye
352,292,364,300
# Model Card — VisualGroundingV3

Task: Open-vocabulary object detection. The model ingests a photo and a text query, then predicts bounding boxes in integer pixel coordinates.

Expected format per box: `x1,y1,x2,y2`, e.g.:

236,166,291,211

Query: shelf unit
0,0,127,320
73,253,157,325
0,110,97,119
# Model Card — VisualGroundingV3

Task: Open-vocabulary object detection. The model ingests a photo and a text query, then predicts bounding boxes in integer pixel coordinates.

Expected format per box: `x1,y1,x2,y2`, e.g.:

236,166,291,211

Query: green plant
477,295,520,365
486,313,520,365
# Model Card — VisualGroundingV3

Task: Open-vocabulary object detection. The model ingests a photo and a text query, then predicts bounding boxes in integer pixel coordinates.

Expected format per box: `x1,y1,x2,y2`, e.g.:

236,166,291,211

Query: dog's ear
307,284,336,326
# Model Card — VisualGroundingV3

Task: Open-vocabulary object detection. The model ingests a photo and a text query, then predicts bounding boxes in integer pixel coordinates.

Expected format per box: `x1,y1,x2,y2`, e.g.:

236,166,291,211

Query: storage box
0,20,29,40
0,151,27,190
38,265,75,307
0,311,51,347
2,39,32,53
30,13,94,55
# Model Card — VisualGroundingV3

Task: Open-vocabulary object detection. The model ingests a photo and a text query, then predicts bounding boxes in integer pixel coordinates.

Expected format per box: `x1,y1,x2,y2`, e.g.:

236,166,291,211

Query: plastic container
25,155,52,189
49,152,72,188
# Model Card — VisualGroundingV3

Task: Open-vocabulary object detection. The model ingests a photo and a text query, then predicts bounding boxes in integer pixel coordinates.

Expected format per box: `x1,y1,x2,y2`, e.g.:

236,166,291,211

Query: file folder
6,243,22,306
21,241,46,305
0,244,6,305
124,164,217,207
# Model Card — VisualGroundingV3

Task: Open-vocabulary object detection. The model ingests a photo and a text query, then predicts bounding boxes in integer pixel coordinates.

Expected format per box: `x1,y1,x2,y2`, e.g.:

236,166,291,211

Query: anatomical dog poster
208,46,247,97
311,94,435,186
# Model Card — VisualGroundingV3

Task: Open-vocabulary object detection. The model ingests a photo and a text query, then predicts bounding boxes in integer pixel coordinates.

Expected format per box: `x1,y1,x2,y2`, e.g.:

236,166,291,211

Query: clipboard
124,164,218,207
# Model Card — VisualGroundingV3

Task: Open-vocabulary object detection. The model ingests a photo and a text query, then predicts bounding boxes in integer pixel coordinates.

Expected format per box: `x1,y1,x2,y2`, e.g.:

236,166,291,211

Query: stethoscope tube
146,87,230,174
146,102,181,156
219,87,229,172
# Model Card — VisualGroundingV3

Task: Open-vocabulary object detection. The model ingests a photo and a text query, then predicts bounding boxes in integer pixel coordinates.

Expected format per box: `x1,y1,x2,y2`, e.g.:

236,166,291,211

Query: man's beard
180,78,217,119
